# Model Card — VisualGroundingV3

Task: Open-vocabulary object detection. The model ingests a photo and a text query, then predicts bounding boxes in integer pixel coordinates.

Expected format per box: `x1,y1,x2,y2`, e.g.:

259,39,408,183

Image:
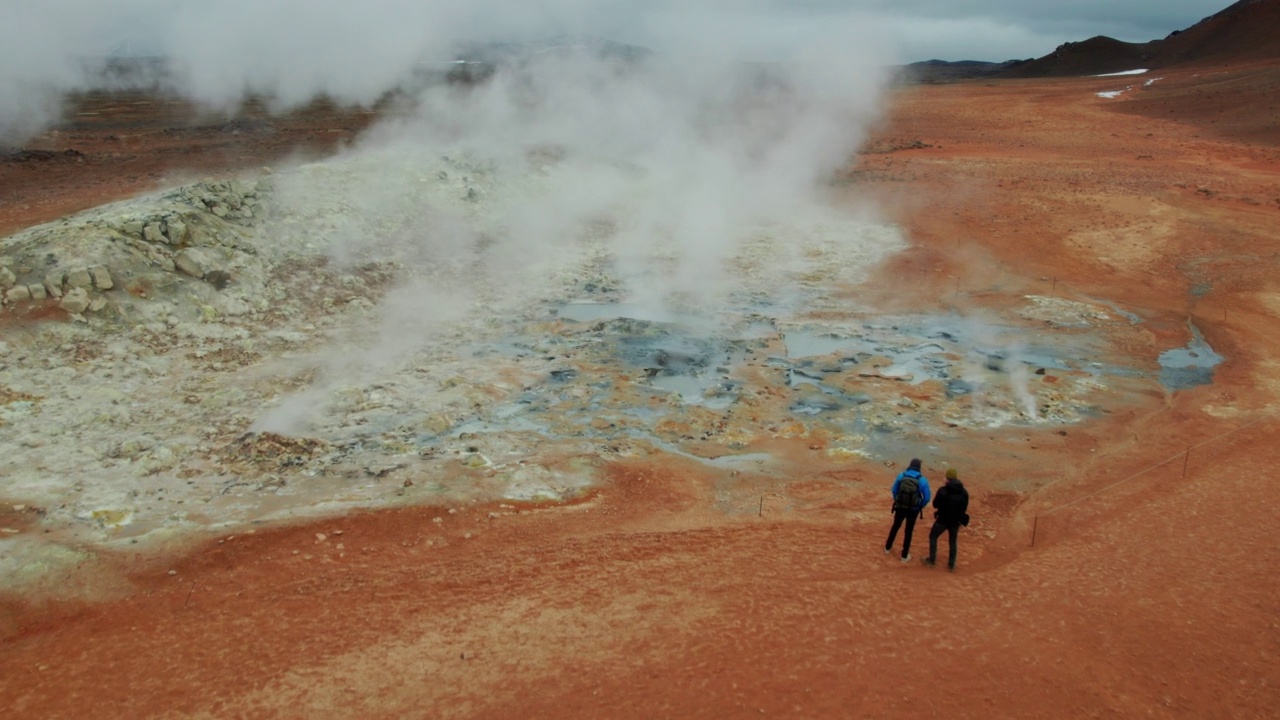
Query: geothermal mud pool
0,148,1200,588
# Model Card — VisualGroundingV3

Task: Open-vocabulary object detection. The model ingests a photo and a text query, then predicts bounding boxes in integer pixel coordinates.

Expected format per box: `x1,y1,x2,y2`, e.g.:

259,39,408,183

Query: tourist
884,458,931,562
922,467,971,572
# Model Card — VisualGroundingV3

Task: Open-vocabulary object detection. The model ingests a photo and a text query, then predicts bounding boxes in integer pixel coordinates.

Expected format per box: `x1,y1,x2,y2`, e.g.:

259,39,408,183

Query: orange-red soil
3,62,1279,719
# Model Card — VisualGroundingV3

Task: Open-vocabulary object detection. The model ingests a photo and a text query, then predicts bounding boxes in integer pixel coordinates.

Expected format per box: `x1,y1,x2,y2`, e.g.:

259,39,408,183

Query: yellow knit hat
945,468,958,480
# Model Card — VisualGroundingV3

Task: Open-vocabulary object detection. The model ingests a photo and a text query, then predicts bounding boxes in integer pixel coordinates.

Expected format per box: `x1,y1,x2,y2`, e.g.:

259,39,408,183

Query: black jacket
933,479,970,526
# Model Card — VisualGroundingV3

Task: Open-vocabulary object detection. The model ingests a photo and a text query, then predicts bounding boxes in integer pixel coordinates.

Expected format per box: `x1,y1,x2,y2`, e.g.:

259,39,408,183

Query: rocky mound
2,177,272,324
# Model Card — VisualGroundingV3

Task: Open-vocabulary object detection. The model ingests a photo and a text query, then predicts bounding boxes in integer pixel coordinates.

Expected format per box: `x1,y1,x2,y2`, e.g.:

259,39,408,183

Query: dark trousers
928,521,960,568
884,510,918,558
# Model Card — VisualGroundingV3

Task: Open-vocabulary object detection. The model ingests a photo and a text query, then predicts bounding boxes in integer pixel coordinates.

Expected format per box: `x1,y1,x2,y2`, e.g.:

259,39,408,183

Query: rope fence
1030,416,1268,547
931,242,1275,549
1018,289,1280,543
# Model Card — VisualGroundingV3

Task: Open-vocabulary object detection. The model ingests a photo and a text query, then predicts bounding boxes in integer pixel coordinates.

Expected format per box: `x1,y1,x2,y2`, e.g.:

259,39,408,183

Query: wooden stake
759,495,764,517
1182,448,1191,478
184,580,197,609
1031,515,1039,547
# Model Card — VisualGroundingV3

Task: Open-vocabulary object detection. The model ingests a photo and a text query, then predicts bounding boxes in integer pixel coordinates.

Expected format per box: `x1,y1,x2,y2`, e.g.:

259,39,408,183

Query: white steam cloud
6,2,904,434
3,1,906,143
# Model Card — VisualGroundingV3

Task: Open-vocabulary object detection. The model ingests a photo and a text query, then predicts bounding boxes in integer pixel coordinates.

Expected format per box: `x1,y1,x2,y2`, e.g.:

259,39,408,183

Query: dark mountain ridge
1001,0,1280,77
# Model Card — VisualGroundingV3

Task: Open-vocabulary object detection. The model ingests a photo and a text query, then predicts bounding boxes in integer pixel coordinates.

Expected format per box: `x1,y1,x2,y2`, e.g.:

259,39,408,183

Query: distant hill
453,35,653,65
900,59,1026,84
1001,0,1280,77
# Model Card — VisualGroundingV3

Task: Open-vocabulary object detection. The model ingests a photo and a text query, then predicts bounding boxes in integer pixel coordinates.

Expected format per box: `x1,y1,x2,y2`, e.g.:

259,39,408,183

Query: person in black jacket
922,467,970,571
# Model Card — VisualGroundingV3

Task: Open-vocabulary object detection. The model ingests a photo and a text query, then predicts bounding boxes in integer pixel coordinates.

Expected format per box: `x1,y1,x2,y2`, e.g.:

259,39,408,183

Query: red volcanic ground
2,59,1279,718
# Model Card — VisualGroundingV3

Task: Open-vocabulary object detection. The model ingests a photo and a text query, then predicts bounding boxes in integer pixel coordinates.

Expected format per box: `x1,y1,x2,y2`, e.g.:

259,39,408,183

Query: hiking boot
921,558,936,567
883,547,891,555
900,554,911,563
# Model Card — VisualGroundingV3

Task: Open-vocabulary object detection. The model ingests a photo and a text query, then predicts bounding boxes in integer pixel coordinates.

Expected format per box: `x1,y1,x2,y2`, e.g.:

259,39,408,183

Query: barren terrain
2,60,1279,719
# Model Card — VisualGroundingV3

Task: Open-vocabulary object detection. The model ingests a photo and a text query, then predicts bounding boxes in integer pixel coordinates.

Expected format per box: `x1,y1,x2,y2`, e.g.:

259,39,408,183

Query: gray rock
0,266,14,290
165,220,188,244
122,220,144,236
90,266,114,290
88,297,108,313
174,249,208,279
113,436,155,460
210,205,228,218
65,268,93,289
5,285,31,303
44,272,64,298
140,445,180,475
60,287,90,314
143,223,166,244
27,284,46,301
205,270,232,290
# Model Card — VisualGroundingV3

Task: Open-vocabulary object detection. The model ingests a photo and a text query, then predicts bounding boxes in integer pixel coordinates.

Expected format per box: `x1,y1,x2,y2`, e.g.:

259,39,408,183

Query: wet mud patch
235,291,1166,531
386,295,1169,497
1158,321,1224,389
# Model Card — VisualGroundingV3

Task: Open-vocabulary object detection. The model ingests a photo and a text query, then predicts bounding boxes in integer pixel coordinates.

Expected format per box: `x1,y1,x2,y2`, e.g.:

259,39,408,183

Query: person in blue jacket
883,458,932,562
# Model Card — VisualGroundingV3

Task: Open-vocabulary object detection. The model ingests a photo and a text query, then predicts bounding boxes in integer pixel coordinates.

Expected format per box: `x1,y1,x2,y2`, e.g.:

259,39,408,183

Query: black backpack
893,473,922,514
935,484,971,525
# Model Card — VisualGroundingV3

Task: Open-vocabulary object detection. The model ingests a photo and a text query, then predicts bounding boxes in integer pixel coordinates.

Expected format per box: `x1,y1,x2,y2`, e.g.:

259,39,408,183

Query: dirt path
3,426,1277,719
3,63,1280,718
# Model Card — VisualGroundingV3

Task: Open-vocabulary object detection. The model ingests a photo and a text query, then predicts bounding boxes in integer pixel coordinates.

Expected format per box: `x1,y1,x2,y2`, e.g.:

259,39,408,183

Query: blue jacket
890,469,931,512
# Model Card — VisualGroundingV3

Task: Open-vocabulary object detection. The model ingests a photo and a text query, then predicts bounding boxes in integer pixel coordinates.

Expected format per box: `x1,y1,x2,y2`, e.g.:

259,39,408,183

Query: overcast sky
622,0,1238,61
84,0,1236,62
10,0,1237,64
0,0,1240,142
